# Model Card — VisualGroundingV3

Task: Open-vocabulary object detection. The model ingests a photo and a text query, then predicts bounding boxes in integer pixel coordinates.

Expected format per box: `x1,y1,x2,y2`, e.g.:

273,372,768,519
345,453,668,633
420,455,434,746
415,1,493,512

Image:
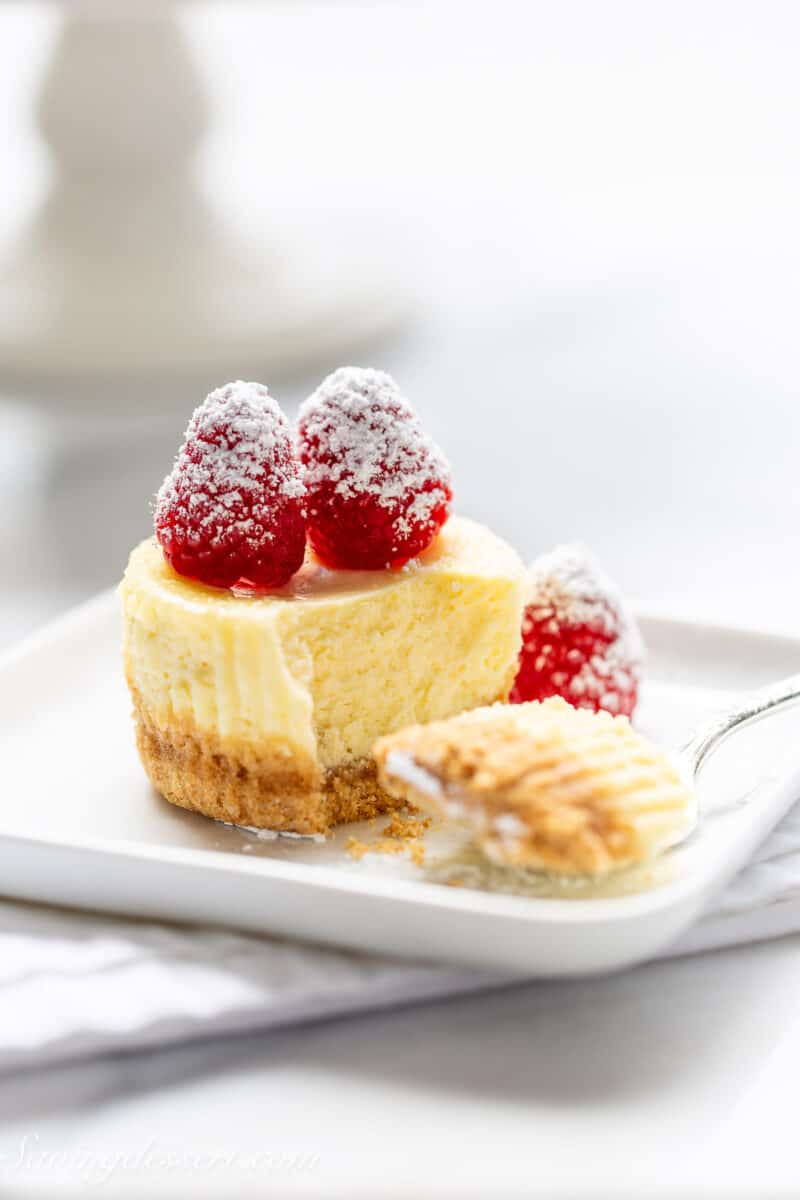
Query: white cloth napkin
2,801,800,1075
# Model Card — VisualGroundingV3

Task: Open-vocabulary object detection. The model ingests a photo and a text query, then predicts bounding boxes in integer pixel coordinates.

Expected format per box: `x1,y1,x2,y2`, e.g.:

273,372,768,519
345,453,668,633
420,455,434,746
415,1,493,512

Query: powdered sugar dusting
297,367,451,533
155,381,305,558
524,543,644,710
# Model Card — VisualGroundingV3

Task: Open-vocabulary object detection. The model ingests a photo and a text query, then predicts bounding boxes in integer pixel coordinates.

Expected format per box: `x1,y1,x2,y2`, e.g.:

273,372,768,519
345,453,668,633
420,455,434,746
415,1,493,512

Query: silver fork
680,673,800,790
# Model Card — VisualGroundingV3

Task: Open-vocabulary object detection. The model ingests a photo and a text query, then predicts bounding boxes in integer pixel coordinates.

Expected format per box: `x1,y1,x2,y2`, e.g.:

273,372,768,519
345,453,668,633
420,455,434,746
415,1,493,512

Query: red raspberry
155,381,306,590
510,544,643,717
297,367,452,569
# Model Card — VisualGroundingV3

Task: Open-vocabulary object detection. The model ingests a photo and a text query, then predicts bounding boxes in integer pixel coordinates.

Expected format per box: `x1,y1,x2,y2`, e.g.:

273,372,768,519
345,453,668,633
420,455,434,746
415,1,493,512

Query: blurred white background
0,0,798,645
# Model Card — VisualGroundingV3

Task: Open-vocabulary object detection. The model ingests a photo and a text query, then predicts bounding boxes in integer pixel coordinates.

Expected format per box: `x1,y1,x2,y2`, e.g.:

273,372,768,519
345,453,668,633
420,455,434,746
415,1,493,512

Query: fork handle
680,673,800,781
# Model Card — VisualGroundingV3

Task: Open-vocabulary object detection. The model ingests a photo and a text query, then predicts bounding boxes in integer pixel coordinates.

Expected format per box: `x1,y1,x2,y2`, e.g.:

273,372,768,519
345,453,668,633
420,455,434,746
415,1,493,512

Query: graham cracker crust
132,699,399,835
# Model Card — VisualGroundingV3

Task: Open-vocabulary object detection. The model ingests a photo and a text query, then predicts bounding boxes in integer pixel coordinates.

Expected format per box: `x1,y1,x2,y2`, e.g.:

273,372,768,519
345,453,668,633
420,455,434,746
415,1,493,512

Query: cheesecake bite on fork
374,698,696,877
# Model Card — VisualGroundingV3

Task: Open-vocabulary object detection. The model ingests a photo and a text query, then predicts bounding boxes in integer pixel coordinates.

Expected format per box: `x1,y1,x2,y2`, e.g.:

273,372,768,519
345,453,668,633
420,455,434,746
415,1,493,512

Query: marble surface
0,938,799,1198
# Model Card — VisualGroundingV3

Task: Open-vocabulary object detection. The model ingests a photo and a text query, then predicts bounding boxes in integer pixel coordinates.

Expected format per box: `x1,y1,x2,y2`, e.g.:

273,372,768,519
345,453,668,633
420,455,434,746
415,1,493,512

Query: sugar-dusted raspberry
297,367,452,569
510,544,644,717
154,381,306,590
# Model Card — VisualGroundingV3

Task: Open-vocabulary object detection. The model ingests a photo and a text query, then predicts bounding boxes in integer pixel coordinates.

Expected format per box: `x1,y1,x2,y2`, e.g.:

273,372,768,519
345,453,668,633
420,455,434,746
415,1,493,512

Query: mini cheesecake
121,517,525,834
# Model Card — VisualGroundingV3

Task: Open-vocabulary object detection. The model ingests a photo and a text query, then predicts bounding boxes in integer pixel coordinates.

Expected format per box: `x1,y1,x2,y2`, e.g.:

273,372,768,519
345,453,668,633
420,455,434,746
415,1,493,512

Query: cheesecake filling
122,520,524,768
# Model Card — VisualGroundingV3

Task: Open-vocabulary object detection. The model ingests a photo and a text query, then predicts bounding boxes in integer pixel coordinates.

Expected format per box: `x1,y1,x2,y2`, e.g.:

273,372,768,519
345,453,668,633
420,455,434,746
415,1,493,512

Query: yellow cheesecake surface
121,516,525,831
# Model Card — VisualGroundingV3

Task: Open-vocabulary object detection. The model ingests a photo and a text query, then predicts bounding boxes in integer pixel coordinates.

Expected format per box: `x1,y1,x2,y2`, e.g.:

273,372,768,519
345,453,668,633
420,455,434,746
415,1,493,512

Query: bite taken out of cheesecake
121,517,525,834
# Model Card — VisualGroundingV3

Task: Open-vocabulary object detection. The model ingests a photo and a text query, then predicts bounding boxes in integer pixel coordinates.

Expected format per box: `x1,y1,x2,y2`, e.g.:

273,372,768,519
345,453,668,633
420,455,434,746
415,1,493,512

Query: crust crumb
346,836,405,861
381,812,431,839
345,808,429,866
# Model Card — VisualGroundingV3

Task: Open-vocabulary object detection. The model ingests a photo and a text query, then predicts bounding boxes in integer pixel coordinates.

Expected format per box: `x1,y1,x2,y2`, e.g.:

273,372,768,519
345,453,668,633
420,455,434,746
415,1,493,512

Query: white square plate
2,593,800,976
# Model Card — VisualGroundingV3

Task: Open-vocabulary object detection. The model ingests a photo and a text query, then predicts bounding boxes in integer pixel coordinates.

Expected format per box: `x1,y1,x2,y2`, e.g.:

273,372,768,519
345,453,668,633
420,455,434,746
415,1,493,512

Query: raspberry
510,544,643,717
154,381,306,590
297,367,452,569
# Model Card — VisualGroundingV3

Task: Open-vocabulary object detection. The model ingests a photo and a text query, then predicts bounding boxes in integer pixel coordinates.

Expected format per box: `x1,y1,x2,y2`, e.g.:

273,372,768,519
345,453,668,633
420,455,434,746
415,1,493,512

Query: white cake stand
0,6,408,405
